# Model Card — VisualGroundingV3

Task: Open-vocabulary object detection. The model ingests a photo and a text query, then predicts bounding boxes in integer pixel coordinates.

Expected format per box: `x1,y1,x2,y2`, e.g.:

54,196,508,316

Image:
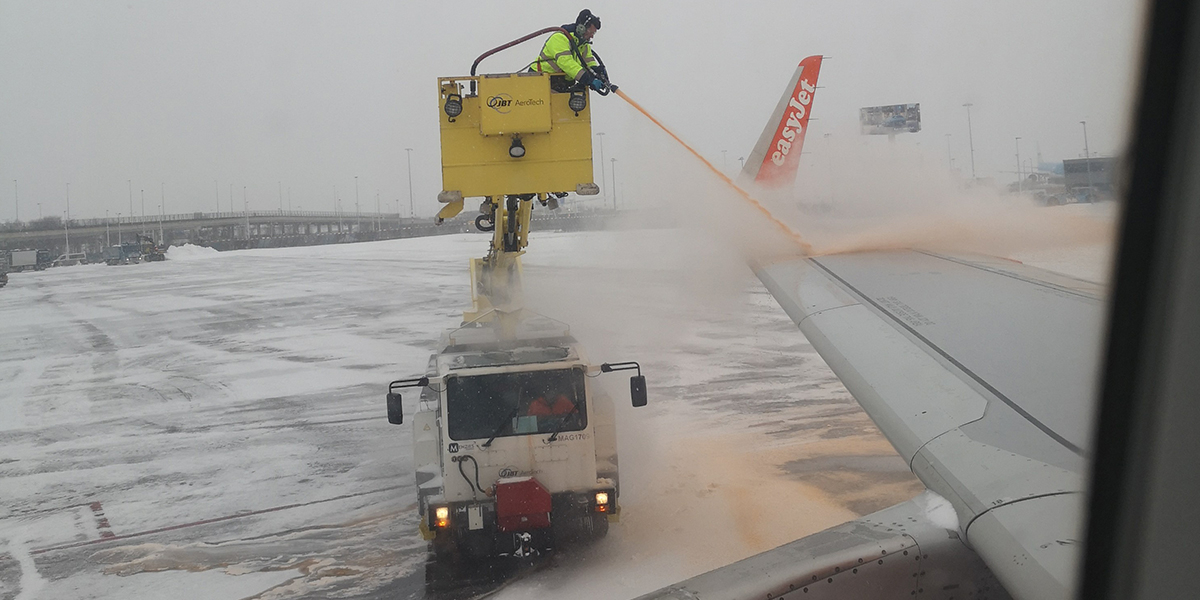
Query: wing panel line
915,250,1103,301
962,490,1080,544
809,257,1086,457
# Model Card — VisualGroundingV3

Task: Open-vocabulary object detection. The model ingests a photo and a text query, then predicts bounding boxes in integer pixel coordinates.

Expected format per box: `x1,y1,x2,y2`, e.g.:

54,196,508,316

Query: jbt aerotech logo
487,94,514,114
487,95,545,114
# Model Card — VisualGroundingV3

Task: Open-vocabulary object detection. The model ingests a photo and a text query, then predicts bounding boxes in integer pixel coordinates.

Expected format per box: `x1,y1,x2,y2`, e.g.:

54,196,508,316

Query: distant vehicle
104,243,142,266
136,234,167,262
0,255,8,288
51,252,89,267
8,249,50,272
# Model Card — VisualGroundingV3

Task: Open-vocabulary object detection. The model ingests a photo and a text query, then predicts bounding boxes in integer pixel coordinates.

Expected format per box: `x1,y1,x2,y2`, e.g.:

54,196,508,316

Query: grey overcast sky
0,0,1145,221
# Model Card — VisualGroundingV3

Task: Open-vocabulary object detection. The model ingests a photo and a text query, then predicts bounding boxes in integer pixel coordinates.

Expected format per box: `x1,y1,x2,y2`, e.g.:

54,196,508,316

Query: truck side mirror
630,375,647,408
601,362,648,408
387,392,404,425
386,376,429,425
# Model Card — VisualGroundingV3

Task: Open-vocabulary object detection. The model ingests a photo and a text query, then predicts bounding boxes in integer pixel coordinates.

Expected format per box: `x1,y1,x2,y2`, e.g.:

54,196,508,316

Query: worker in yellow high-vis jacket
530,9,616,94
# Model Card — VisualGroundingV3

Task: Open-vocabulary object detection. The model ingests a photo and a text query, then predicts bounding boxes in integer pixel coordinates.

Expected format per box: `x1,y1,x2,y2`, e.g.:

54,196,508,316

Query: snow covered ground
0,223,1108,600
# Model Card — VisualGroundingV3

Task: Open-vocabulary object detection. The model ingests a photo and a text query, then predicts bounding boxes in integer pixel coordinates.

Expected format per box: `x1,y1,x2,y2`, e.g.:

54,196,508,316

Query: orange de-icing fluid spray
614,89,813,255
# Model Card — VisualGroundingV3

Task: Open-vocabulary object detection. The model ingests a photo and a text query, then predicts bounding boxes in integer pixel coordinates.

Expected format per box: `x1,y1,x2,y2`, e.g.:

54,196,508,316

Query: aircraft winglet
741,55,822,189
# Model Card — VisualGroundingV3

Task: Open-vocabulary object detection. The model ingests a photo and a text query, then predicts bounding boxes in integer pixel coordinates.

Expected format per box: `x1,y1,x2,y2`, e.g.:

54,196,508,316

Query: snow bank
165,244,221,261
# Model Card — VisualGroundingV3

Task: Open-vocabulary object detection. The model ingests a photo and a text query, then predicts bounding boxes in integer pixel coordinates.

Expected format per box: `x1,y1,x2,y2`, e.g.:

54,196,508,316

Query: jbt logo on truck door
487,94,514,114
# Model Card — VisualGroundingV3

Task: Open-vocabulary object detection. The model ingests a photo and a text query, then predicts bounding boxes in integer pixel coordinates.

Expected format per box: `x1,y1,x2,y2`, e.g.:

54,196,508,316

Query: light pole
334,186,341,229
963,103,977,180
278,181,283,212
406,148,414,218
738,156,745,170
595,132,606,208
117,213,122,245
141,189,145,235
158,203,164,243
610,158,618,210
243,186,250,240
945,133,953,169
65,183,71,253
1081,120,1093,194
160,182,165,220
1015,137,1022,193
106,210,111,246
405,147,415,218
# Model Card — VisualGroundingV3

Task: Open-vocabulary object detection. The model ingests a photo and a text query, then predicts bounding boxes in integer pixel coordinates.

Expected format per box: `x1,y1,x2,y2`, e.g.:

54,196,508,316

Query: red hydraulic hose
470,27,569,76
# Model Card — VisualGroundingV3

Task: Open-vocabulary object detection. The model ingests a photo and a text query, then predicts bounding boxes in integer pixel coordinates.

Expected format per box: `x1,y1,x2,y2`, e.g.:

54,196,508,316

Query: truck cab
389,315,644,562
104,243,142,265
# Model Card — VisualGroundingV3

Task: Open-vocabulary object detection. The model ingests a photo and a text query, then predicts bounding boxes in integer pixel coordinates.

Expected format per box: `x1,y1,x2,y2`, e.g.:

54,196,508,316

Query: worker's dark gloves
589,78,607,92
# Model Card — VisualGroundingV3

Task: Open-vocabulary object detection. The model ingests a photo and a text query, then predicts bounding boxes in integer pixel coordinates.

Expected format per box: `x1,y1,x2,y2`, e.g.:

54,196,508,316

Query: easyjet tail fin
741,55,822,189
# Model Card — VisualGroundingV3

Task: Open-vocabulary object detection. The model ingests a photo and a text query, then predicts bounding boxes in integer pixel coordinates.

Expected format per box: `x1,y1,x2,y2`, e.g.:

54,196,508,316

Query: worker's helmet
575,9,601,37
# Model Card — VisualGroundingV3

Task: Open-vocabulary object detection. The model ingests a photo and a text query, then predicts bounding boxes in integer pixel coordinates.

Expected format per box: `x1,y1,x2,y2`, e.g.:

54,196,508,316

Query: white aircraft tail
741,55,823,189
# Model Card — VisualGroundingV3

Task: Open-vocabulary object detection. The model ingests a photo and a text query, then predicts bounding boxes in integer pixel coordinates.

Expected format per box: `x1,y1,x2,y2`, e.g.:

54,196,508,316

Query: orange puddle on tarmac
613,423,885,575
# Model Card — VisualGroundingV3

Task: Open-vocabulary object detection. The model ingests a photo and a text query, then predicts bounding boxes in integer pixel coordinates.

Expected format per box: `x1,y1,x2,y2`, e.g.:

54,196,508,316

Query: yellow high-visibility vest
531,31,599,81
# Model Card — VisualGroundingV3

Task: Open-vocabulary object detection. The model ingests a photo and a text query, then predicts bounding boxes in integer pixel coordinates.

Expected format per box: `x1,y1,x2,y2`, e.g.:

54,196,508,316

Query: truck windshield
446,367,586,441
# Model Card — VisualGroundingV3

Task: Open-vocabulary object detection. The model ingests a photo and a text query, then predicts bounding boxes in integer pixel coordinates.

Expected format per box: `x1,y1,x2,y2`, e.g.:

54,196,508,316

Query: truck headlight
434,506,450,528
594,492,610,512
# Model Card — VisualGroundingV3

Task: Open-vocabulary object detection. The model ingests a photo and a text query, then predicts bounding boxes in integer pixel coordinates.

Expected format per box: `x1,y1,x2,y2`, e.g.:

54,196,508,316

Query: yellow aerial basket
435,27,604,224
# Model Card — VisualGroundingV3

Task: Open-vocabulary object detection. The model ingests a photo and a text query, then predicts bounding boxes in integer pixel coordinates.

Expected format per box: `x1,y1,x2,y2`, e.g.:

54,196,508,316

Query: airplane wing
636,250,1103,600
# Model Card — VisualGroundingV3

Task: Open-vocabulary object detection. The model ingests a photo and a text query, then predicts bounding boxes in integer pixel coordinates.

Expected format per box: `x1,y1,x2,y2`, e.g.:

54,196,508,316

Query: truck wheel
430,535,459,564
591,513,609,539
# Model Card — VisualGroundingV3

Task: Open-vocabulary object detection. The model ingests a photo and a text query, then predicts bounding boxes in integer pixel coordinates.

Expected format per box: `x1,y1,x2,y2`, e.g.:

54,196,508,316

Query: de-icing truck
383,26,644,563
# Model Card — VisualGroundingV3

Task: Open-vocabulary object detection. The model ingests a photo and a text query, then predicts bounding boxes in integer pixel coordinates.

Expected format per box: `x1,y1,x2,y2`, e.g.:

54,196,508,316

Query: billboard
860,104,921,135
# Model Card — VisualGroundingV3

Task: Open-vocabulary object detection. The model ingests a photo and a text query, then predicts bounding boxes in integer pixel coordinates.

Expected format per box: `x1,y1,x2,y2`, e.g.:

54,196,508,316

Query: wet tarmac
0,230,921,599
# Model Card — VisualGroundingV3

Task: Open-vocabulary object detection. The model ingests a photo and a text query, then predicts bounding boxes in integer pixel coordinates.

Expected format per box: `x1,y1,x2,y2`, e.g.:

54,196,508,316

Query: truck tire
591,513,609,539
431,536,460,564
